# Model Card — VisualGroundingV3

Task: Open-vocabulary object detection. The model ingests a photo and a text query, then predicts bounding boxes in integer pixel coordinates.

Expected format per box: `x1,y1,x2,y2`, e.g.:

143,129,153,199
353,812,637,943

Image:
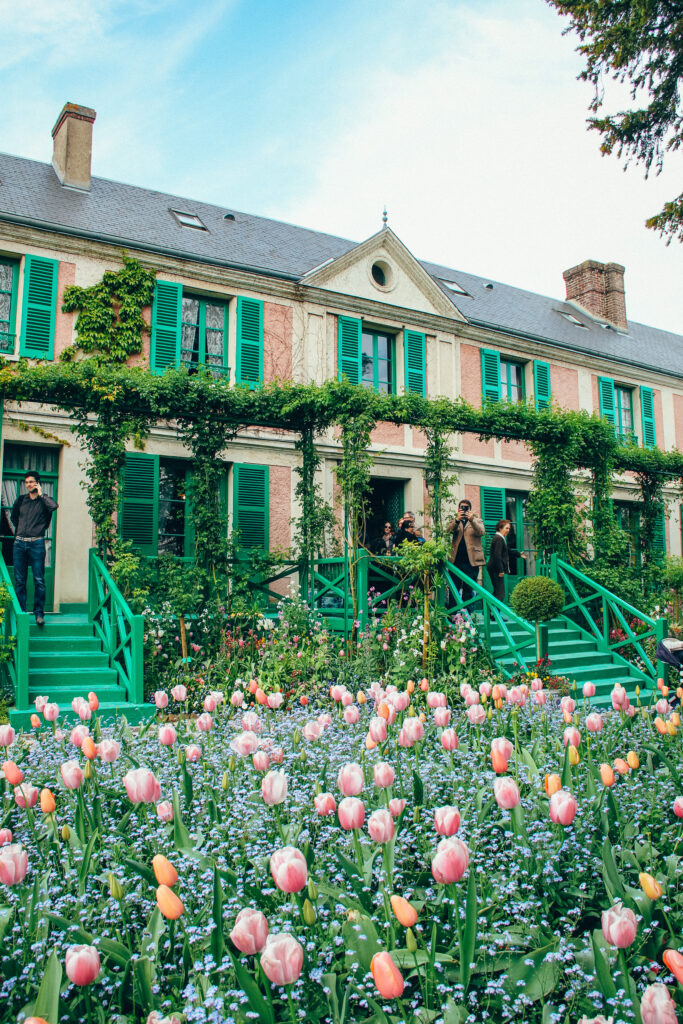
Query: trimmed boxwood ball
510,575,565,623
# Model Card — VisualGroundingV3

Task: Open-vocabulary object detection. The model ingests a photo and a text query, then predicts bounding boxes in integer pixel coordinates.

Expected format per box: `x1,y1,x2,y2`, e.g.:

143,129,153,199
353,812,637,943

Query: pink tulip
563,726,581,748
0,828,12,846
373,762,395,788
77,702,92,721
466,705,486,726
441,729,459,752
582,681,596,698
586,713,603,733
368,808,395,843
491,737,513,761
251,750,269,772
185,744,201,762
271,747,284,764
530,677,543,692
341,691,353,707
674,796,683,819
15,783,38,809
0,725,14,747
157,801,174,822
196,712,213,733
261,770,287,806
640,983,678,1024
242,711,262,733
330,685,344,702
158,724,177,747
270,846,308,893
390,691,410,712
260,933,304,986
560,697,576,715
389,798,406,817
534,690,547,705
611,684,629,711
549,789,578,826
368,717,387,744
40,702,58,722
267,692,284,710
230,907,269,955
427,691,447,708
203,695,218,713
656,698,670,715
230,731,260,757
70,725,89,748
34,695,48,713
507,686,525,706
398,718,424,748
434,805,461,837
154,691,169,709
431,836,469,884
96,739,120,763
480,681,493,697
433,707,451,727
230,690,245,707
317,713,332,730
493,777,521,810
337,762,364,797
0,843,28,885
601,902,637,948
344,705,360,724
302,721,323,742
314,792,337,816
338,796,366,830
464,689,480,706
60,760,84,790
171,683,187,701
123,767,161,804
65,944,101,986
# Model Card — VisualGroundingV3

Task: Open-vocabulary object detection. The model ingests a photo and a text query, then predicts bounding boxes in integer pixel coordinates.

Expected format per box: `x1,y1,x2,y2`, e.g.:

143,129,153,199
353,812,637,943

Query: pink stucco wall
674,395,683,451
412,427,428,449
463,433,495,458
264,302,293,383
460,343,482,407
501,439,531,462
269,465,291,553
591,375,599,417
653,389,664,450
551,365,579,410
371,422,405,446
53,261,76,359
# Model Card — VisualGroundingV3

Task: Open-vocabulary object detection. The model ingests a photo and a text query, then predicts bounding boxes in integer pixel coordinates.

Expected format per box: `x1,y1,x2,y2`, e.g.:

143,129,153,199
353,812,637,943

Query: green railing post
538,622,549,662
132,614,145,704
15,611,30,711
88,548,96,622
549,553,558,582
655,616,669,688
357,551,369,632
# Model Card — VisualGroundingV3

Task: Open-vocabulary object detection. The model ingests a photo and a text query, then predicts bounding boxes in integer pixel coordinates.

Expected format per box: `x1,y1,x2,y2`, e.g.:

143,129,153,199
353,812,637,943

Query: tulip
302,721,323,743
640,983,678,1024
123,767,161,804
185,744,201,762
152,854,178,887
674,796,683,819
568,744,580,766
30,713,41,728
662,948,683,985
582,681,596,697
314,792,336,816
70,725,89,748
24,1018,50,1024
204,694,218,713
230,731,259,756
76,702,92,721
370,951,404,999
627,750,640,770
433,706,451,728
156,884,184,920
431,836,469,884
270,846,308,893
171,683,187,701
586,712,603,733
398,718,424,746
0,725,15,747
390,894,418,928
196,713,213,732
34,695,48,712
337,762,364,797
338,796,366,831
2,759,23,786
156,800,174,822
441,728,459,751
434,805,461,837
230,907,269,954
87,691,99,711
368,717,387,744
613,757,629,776
534,690,547,706
154,691,169,709
563,726,581,748
248,749,267,771
491,737,513,760
599,763,615,787
242,711,262,733
81,736,97,760
549,789,577,826
389,798,406,818
0,843,28,885
158,724,177,747
96,739,121,763
260,933,304,986
639,872,663,901
65,944,101,986
601,901,637,948
656,698,670,715
0,828,12,846
560,696,576,715
262,770,288,806
493,777,521,810
14,781,38,808
373,762,395,789
368,808,394,844
40,788,56,814
267,692,284,710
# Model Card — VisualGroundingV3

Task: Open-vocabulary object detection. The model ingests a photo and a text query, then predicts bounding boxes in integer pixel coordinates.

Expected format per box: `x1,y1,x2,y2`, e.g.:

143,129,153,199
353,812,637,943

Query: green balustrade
88,548,144,704
0,554,29,711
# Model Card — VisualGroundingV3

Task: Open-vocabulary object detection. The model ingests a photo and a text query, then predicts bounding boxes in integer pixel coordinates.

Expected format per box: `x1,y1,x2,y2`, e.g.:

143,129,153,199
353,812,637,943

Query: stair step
10,701,154,729
30,617,94,638
29,635,103,653
28,666,118,687
27,684,128,703
29,651,109,670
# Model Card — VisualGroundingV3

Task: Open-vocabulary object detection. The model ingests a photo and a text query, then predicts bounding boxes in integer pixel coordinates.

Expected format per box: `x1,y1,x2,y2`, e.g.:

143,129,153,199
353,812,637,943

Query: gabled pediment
301,227,466,321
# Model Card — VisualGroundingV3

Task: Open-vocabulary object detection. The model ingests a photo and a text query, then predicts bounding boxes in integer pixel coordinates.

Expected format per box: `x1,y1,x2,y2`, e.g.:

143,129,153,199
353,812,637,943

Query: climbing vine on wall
335,411,374,626
422,402,458,539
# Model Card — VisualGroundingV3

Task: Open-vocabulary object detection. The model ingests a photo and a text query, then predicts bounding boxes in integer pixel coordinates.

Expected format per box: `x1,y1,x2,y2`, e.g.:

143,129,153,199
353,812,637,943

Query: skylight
557,310,588,329
170,209,208,231
439,278,468,295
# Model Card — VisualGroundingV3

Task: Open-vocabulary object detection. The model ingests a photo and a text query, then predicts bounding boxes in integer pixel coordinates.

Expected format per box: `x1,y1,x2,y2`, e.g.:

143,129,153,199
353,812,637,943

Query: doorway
0,443,59,612
365,478,405,549
505,490,534,582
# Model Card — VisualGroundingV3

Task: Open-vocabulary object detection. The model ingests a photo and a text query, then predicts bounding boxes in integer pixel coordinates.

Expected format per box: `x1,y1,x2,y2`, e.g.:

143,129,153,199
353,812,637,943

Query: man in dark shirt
10,470,58,625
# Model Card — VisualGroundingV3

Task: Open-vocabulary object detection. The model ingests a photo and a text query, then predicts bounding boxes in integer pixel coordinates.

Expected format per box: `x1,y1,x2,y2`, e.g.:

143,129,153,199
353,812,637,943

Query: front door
0,443,59,612
505,490,534,589
365,478,405,550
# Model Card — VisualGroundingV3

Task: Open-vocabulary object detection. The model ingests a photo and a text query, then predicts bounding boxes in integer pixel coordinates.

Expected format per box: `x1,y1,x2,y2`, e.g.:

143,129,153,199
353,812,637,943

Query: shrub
510,575,565,623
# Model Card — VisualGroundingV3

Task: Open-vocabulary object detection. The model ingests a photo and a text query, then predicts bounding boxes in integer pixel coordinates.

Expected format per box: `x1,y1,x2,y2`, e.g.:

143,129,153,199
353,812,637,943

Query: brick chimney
562,259,627,332
51,103,96,191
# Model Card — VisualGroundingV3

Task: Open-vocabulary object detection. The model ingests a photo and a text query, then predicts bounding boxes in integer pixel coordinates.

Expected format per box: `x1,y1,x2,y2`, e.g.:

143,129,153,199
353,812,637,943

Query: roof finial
382,206,388,227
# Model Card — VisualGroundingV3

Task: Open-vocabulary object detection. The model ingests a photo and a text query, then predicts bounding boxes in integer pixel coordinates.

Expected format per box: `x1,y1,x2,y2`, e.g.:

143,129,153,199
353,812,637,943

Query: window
361,330,394,394
615,385,634,440
439,278,469,296
500,358,525,402
170,210,207,230
180,295,228,376
158,460,191,556
0,259,18,354
556,310,588,328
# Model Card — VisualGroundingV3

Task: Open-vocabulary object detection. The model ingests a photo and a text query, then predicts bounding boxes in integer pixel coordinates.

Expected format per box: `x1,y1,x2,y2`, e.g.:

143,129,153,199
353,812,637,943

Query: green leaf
412,769,424,806
602,837,626,901
443,999,468,1024
122,856,156,886
0,906,12,945
172,789,192,849
133,955,155,1013
33,948,62,1024
520,746,539,777
460,866,478,992
342,913,383,976
182,761,193,805
78,828,99,896
591,932,617,1000
99,937,132,969
504,942,560,1003
211,866,224,964
229,951,275,1024
561,741,572,789
141,907,164,960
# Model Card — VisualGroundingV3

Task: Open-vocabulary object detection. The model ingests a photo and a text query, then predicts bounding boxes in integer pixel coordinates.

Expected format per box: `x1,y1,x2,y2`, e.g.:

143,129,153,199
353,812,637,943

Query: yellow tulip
639,872,663,901
627,751,639,770
568,745,580,766
666,721,677,737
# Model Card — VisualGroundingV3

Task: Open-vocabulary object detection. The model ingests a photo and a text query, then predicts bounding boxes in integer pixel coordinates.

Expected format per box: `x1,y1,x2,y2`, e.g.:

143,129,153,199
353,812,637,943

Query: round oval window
371,263,386,287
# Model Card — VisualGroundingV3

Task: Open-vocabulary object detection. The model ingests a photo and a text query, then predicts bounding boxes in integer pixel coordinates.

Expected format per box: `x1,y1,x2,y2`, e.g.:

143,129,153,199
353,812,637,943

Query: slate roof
0,152,681,376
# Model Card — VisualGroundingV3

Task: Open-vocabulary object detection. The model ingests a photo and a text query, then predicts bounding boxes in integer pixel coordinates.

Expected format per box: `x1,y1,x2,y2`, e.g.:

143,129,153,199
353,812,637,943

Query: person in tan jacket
447,499,486,606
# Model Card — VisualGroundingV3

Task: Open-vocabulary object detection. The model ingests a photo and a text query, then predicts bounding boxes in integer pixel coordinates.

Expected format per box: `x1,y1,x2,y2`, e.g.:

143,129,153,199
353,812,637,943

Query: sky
1,0,681,334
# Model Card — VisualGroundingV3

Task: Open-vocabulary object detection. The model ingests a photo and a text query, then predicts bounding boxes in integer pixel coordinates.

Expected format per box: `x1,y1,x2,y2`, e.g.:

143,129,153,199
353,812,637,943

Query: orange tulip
491,749,508,774
419,678,429,691
661,685,670,697
599,763,615,787
40,788,56,814
406,680,415,694
667,721,678,737
657,678,664,691
30,714,41,729
418,712,426,724
25,1018,51,1024
639,872,663,901
156,884,184,919
663,948,683,985
494,698,503,710
152,854,178,887
545,773,562,797
299,695,308,707
88,691,99,710
655,716,668,735
82,736,97,760
370,951,404,999
365,734,377,750
563,711,573,725
2,760,23,786
614,758,630,776
255,688,267,705
390,895,418,928
627,751,639,770
378,702,390,721
677,686,683,701
491,685,501,702
671,712,681,728
357,691,367,704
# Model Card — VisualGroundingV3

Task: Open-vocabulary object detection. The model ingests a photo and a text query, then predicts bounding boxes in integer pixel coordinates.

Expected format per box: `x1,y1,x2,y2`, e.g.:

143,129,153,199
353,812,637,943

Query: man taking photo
447,499,485,606
10,470,58,626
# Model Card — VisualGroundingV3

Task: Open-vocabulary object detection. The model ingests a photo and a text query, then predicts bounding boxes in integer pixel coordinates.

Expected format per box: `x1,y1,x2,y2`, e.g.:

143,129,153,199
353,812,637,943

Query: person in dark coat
374,521,395,555
10,470,58,625
487,518,525,601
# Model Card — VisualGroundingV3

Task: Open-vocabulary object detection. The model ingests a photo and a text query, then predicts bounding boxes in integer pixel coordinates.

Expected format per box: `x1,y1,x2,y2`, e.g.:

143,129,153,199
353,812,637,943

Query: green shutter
481,349,501,404
598,377,616,425
236,296,263,387
151,281,182,373
654,514,667,555
533,360,551,410
233,464,269,551
640,386,657,448
19,255,58,359
404,329,426,396
119,453,159,556
337,316,362,384
480,486,506,534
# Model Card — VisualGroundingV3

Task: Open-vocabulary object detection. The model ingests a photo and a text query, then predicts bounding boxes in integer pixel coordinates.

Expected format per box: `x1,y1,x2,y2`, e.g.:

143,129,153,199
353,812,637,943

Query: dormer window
170,210,208,231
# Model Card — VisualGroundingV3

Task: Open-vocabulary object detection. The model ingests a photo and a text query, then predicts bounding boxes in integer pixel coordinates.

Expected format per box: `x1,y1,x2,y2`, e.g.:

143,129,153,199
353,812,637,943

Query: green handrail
88,548,144,704
0,554,29,710
548,554,664,682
